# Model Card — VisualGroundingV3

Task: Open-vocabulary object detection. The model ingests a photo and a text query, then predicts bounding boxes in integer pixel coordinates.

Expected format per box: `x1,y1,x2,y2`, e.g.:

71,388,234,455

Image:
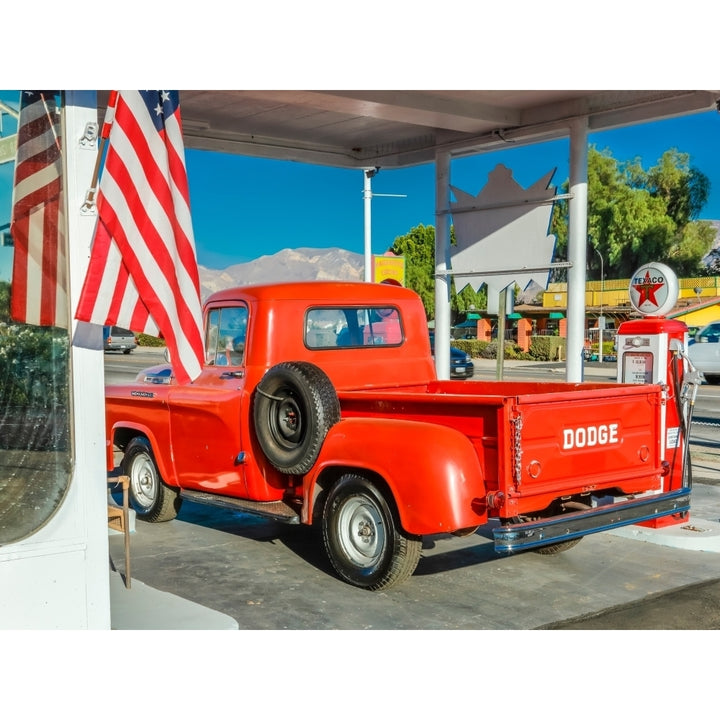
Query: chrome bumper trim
493,487,691,553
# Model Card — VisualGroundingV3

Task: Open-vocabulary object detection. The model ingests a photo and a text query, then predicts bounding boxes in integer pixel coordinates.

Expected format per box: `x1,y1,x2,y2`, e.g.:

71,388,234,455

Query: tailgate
501,382,664,513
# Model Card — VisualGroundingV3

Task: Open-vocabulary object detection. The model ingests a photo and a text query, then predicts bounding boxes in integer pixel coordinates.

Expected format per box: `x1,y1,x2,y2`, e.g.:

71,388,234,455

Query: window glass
1,90,72,545
305,306,403,348
697,323,720,343
205,305,247,366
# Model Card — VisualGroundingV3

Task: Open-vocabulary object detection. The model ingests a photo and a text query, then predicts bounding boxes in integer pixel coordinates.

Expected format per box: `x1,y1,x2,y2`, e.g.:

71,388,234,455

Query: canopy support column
434,151,452,380
566,117,589,382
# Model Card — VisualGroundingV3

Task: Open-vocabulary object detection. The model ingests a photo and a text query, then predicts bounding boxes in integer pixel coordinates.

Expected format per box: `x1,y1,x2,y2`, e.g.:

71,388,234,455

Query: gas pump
615,263,704,527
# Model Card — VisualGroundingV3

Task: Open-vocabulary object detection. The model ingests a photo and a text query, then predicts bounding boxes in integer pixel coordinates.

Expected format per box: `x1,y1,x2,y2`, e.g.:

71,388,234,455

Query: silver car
105,326,137,354
688,321,720,384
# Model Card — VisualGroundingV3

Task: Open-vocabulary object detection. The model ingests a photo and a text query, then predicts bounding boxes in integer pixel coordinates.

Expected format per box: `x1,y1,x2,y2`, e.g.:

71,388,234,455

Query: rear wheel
532,537,582,555
322,474,421,590
505,501,586,555
121,437,181,522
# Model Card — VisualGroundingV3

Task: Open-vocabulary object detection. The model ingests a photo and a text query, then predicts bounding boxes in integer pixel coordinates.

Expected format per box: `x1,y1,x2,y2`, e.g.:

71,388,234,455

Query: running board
493,487,691,553
181,489,301,524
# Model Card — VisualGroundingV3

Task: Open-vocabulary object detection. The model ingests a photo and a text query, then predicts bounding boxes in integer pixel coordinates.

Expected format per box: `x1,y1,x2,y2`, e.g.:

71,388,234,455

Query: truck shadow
413,530,500,576
162,498,504,581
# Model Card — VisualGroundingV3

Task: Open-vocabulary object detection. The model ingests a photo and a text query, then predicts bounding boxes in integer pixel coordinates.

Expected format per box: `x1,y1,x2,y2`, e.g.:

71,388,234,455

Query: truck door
166,304,249,495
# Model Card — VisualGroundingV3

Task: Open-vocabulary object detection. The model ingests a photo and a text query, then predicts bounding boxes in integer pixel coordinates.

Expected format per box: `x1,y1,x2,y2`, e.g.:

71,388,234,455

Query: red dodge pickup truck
105,281,691,590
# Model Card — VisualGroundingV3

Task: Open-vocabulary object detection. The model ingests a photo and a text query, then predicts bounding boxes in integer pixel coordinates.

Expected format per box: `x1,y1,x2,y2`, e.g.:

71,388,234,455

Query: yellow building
539,275,720,331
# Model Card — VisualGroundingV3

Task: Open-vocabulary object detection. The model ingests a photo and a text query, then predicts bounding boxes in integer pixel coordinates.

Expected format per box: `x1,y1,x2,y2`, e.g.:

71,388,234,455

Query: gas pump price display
622,351,654,384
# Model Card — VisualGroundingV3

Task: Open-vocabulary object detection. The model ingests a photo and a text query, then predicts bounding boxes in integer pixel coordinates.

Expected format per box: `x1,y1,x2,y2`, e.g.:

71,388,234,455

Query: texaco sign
628,262,679,316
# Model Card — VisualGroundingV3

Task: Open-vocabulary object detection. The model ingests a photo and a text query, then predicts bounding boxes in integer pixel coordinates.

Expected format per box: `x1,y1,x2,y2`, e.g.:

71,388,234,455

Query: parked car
687,321,720,384
429,333,474,379
104,326,137,354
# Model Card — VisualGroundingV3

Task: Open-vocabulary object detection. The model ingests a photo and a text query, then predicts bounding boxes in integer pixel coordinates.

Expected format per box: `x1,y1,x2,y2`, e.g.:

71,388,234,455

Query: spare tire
253,361,341,474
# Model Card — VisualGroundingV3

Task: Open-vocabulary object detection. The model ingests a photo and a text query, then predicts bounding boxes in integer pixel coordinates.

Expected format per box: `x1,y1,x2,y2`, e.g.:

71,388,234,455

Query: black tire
253,361,340,475
121,437,181,522
322,474,422,591
505,510,583,555
532,538,582,555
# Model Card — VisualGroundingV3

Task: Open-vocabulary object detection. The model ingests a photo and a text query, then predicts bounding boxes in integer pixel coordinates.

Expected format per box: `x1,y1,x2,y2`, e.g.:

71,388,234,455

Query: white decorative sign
449,164,557,311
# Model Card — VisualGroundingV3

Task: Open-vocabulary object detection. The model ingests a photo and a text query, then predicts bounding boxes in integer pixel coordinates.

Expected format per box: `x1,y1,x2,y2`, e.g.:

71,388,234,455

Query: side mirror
164,347,171,362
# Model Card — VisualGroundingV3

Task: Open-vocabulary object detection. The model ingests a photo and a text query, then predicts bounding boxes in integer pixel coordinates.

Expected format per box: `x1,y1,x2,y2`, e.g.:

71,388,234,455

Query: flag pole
39,92,61,152
80,136,108,213
81,91,118,214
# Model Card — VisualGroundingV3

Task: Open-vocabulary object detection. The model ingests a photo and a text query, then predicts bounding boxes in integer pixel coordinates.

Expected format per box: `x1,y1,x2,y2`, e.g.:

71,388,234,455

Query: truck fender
108,421,178,488
306,417,488,535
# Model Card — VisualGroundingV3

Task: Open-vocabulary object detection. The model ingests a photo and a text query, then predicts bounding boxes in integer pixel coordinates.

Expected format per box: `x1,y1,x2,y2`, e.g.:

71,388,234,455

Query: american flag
75,91,204,384
10,91,68,328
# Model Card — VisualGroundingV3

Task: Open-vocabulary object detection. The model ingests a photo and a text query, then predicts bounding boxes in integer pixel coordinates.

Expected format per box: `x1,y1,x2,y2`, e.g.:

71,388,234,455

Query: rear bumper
493,487,691,553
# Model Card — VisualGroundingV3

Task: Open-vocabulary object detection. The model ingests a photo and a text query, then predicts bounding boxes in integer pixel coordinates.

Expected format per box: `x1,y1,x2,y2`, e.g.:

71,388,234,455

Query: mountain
197,225,720,302
198,247,364,300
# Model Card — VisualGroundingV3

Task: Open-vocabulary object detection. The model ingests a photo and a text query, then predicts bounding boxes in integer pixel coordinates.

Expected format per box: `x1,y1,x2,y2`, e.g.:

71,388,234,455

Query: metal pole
496,287,507,380
361,167,405,283
595,248,604,365
363,168,374,282
567,117,589,382
434,151,452,380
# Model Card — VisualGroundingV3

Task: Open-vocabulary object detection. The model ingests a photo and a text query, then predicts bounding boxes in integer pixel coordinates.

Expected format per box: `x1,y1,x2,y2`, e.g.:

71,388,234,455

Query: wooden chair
107,475,131,589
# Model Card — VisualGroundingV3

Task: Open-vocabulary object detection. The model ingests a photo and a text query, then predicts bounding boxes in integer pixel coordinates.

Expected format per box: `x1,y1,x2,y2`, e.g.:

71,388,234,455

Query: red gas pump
615,263,703,527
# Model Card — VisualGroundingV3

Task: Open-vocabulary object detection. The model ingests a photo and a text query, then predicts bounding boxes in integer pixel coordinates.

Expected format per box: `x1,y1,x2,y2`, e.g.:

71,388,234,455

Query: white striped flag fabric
75,91,204,385
10,91,68,328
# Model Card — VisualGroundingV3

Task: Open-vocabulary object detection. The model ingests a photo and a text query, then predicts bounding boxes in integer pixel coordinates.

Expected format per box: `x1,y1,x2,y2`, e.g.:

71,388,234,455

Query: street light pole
595,247,604,365
362,167,407,282
363,168,377,282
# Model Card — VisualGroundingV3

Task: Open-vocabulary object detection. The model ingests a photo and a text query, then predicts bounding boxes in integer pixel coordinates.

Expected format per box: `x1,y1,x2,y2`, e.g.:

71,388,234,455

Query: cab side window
205,306,248,366
305,306,403,348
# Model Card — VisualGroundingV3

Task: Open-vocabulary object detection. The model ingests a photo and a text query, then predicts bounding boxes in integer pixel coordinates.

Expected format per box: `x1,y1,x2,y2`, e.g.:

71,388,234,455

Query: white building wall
0,91,111,629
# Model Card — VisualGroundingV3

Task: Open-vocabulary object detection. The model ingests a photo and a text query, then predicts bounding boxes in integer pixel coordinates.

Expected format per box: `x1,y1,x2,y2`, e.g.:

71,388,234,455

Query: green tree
389,224,486,319
551,147,714,280
0,281,9,323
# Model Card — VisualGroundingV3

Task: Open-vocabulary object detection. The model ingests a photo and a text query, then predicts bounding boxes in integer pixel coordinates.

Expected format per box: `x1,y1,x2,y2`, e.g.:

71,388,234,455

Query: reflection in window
0,90,72,545
305,306,403,349
697,324,720,343
205,305,248,367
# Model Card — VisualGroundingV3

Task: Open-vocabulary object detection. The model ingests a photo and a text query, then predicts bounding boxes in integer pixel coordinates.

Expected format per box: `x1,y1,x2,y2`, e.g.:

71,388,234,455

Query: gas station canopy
110,90,719,168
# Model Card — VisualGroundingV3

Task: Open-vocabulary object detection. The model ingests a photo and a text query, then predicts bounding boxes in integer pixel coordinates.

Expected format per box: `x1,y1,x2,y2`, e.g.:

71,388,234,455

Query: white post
596,247,604,365
566,117,589,382
363,168,374,282
434,151,451,379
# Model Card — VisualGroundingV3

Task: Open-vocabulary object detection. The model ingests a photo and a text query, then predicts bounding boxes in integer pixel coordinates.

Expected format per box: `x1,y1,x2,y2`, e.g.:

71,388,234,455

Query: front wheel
322,474,421,591
121,437,181,522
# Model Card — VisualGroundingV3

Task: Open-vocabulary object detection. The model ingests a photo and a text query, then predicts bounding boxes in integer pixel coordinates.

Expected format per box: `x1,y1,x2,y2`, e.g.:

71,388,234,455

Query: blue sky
184,109,720,269
2,91,719,273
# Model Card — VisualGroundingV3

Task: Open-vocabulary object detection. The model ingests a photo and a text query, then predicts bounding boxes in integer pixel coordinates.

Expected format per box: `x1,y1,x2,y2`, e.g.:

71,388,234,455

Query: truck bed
338,379,665,518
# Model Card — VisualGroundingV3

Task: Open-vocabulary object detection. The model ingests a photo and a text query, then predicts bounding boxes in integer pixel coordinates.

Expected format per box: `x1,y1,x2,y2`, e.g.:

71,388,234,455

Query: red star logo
632,271,664,307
